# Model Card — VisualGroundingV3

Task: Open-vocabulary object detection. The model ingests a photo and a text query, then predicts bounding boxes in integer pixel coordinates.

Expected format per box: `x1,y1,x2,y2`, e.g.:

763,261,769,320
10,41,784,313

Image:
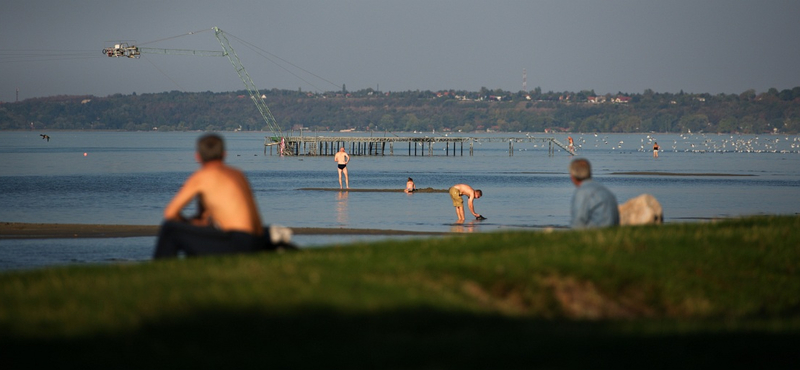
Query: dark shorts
153,221,269,259
338,164,347,170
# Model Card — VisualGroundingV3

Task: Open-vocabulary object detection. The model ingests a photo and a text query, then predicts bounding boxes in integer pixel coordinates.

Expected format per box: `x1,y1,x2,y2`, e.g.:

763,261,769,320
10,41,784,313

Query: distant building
613,96,632,103
587,96,607,104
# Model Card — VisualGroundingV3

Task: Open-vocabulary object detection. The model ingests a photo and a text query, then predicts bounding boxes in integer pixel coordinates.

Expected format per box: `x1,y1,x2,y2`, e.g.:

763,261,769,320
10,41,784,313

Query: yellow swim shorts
449,186,463,207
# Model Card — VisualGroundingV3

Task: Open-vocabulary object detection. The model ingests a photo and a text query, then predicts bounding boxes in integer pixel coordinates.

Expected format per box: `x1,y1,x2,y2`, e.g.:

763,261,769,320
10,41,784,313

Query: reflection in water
336,191,349,225
450,220,477,233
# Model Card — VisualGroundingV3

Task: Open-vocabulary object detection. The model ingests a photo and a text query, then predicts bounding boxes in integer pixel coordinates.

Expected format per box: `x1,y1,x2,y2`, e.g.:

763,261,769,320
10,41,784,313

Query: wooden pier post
268,135,567,159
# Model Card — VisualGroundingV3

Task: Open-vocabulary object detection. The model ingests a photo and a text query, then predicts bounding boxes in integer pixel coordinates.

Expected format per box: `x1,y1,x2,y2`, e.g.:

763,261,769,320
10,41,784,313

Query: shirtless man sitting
334,147,350,189
448,183,484,222
154,134,274,258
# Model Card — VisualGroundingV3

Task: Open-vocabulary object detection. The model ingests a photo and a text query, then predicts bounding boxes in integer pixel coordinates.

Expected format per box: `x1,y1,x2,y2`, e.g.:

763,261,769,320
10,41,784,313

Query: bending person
448,183,483,221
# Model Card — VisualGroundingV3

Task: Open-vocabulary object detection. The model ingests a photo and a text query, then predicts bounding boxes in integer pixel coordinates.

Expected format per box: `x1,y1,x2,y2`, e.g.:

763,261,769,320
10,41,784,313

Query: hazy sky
2,0,799,102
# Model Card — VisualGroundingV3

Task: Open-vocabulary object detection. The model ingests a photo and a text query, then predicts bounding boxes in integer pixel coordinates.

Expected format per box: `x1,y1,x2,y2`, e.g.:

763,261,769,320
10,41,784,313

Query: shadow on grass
4,307,799,369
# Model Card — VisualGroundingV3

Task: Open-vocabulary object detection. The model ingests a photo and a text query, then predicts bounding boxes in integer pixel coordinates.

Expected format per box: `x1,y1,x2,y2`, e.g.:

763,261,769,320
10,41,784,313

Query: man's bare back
334,147,350,188
154,134,275,259
164,160,263,236
334,148,349,164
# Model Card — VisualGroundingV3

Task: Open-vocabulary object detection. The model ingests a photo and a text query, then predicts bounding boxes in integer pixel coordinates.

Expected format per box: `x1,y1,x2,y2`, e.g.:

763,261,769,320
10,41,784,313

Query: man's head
569,158,592,185
197,134,225,163
339,147,346,153
475,189,482,198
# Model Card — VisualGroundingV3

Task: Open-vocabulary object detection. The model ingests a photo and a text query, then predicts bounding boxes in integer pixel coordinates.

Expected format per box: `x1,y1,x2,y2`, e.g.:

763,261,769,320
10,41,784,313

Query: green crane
211,27,283,143
103,27,286,150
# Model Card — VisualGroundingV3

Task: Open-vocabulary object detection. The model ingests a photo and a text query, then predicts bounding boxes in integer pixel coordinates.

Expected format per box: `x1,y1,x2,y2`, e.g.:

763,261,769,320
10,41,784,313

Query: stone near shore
618,194,663,225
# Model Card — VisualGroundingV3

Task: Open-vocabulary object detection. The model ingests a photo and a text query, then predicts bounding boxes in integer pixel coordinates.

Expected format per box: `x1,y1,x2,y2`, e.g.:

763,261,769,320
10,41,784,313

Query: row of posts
269,139,473,156
267,138,561,157
407,140,469,156
313,141,386,156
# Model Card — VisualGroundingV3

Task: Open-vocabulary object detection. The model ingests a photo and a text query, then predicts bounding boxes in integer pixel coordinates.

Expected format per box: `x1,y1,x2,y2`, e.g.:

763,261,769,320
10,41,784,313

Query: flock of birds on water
38,131,799,154
423,132,800,154
570,133,800,154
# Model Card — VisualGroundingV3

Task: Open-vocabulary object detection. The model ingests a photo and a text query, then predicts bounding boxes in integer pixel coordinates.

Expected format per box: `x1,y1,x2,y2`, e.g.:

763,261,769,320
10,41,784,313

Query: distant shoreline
0,222,450,240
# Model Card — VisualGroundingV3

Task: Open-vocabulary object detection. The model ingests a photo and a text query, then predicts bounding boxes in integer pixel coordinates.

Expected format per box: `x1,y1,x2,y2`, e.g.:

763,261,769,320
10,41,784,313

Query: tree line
2,86,799,134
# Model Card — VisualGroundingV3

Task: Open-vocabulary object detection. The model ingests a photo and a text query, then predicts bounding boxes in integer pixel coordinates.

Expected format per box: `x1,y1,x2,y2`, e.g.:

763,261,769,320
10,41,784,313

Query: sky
2,0,800,102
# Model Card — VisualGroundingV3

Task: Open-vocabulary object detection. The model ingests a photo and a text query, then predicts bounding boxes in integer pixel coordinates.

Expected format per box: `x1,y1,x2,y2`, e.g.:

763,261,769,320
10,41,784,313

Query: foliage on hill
2,86,800,133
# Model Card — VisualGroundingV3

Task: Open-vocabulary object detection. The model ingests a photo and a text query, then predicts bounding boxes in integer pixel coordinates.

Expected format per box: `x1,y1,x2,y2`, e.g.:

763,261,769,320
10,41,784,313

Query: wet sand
0,222,450,239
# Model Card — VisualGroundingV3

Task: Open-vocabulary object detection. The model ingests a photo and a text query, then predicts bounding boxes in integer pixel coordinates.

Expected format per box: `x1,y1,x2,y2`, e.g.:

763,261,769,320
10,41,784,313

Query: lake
1,131,798,271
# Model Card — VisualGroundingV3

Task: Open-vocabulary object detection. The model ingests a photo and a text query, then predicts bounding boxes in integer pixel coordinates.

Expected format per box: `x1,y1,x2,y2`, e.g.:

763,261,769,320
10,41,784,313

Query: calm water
1,131,799,271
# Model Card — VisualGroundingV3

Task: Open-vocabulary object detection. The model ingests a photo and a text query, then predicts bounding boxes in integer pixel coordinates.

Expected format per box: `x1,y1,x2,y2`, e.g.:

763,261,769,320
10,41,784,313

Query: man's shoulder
578,180,615,200
197,163,245,177
576,180,605,194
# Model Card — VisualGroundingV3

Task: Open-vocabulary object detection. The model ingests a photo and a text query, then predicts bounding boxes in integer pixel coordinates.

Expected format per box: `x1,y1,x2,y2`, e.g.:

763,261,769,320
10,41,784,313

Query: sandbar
0,222,449,239
298,187,447,193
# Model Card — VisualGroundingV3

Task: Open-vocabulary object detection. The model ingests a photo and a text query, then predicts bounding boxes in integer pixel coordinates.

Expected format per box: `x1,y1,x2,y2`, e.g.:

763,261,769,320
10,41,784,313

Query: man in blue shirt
569,158,619,228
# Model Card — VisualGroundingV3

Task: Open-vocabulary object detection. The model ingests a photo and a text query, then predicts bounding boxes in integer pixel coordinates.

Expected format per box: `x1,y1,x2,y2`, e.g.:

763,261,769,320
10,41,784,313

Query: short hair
475,189,482,197
197,134,224,163
408,177,413,181
569,158,592,181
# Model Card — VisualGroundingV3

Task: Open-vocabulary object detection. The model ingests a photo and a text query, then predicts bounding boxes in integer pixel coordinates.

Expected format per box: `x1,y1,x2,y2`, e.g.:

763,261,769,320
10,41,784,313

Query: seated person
405,177,416,193
154,134,293,259
569,158,619,228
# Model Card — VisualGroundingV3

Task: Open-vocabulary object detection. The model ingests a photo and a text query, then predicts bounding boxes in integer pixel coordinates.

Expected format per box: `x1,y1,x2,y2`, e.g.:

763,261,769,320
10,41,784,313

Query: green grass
2,216,799,369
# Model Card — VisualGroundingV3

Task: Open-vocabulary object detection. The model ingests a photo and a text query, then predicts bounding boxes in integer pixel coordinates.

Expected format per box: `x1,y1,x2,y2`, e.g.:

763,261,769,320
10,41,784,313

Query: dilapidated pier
265,135,576,156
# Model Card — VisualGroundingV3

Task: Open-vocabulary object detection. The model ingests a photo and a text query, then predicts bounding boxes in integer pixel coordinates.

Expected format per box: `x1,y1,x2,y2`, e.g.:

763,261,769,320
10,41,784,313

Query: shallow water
1,131,799,271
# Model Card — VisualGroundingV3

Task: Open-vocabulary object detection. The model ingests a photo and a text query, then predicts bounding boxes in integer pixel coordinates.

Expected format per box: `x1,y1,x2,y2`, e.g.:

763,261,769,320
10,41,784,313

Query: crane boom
102,28,287,151
102,44,222,58
138,47,224,57
212,27,283,142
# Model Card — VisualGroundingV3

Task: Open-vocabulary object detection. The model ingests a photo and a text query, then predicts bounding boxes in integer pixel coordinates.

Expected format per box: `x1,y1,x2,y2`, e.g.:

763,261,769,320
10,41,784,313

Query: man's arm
164,174,200,221
467,196,479,217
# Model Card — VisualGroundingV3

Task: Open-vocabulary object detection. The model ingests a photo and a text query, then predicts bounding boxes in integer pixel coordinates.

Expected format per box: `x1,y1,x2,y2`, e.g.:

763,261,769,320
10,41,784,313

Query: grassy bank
2,216,799,369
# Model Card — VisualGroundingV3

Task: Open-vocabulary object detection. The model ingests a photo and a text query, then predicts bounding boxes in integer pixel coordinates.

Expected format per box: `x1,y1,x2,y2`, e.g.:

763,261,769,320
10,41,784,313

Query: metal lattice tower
213,27,284,143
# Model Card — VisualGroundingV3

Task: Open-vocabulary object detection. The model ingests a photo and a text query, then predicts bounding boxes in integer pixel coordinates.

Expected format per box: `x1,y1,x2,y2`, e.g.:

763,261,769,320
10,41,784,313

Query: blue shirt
571,179,620,229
